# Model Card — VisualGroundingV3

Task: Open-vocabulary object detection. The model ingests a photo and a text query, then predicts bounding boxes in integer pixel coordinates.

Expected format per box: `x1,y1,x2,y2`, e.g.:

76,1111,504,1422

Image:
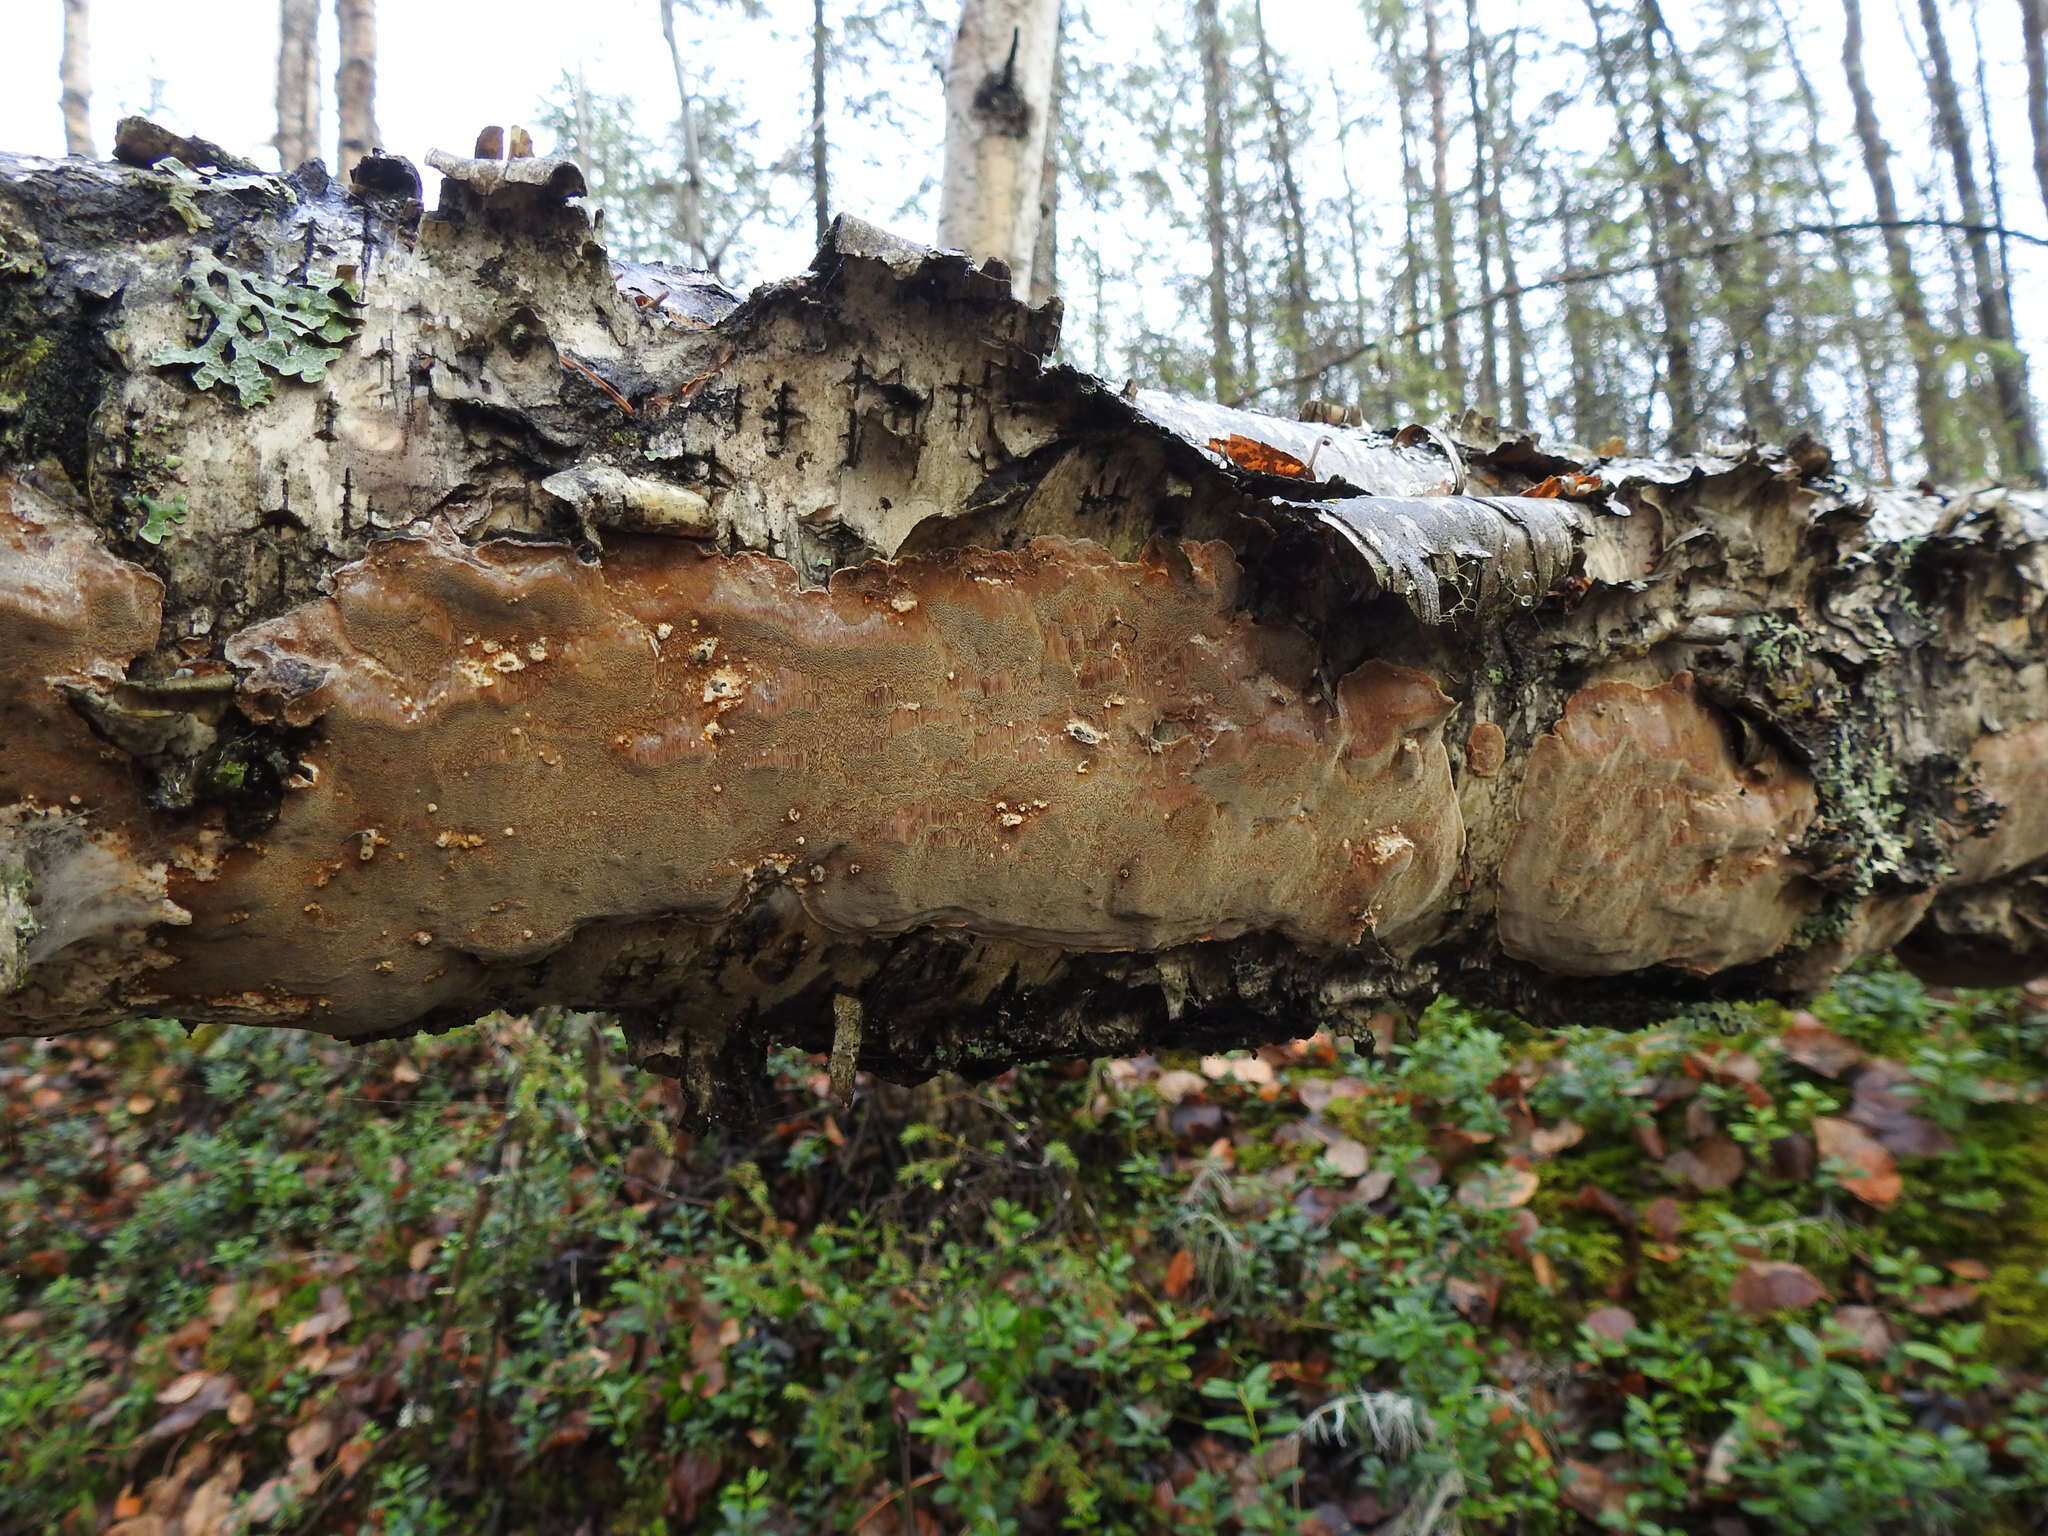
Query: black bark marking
764,379,805,456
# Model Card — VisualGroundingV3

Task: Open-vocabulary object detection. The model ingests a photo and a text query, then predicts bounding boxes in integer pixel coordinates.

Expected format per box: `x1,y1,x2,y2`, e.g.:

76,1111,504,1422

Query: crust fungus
1497,674,1820,976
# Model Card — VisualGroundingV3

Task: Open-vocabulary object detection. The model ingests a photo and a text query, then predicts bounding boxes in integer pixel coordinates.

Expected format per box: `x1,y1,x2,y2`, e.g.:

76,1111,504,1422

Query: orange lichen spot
1206,433,1313,478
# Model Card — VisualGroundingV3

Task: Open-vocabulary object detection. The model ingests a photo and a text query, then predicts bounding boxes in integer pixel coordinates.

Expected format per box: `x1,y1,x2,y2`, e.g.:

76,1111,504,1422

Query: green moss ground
2,965,2045,1533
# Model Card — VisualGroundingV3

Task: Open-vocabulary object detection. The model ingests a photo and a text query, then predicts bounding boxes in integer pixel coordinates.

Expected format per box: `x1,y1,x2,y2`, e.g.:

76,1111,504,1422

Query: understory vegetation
4,965,2048,1533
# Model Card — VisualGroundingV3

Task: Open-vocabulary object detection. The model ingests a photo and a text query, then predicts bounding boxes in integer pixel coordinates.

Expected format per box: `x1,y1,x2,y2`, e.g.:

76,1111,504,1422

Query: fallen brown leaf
1206,433,1313,478
1730,1260,1827,1316
1584,1305,1636,1343
1909,1283,1978,1317
1779,1013,1865,1077
1814,1116,1902,1207
1666,1135,1744,1193
1530,1118,1585,1159
1322,1137,1370,1179
1457,1164,1540,1211
1826,1305,1895,1361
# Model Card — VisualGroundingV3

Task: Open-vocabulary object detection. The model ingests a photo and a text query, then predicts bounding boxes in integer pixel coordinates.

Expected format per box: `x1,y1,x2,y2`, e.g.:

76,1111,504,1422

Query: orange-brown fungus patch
1949,722,2048,885
1465,721,1506,778
0,474,164,807
176,534,1463,1035
1497,673,1818,976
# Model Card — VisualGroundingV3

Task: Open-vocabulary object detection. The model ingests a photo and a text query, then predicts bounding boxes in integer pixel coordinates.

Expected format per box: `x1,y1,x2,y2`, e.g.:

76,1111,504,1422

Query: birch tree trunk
658,0,707,269
1917,0,2042,480
811,0,831,246
59,0,92,160
335,0,379,171
1196,0,1236,401
936,0,1062,301
2026,0,2048,218
1844,0,1952,482
1250,0,1312,392
1421,0,1464,404
275,0,321,173
3,128,2048,1119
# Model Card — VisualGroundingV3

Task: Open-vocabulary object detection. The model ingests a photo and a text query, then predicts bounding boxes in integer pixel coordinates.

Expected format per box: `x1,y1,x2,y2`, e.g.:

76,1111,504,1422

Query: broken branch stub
3,123,2046,1118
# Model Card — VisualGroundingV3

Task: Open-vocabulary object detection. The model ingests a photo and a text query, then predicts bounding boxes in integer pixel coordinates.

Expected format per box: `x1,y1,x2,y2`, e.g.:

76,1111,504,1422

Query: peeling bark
3,130,2048,1118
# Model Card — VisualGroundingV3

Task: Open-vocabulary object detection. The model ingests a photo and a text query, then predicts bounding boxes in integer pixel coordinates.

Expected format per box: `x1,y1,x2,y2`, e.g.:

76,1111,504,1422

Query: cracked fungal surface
179,532,1463,1036
1497,674,1820,977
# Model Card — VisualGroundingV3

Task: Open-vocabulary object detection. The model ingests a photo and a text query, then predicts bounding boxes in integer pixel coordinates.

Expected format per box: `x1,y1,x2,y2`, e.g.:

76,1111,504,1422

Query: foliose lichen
0,857,33,996
151,252,361,408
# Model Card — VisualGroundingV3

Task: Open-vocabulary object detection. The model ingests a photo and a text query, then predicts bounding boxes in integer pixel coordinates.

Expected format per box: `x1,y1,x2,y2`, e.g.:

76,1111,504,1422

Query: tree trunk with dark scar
2,126,2046,1122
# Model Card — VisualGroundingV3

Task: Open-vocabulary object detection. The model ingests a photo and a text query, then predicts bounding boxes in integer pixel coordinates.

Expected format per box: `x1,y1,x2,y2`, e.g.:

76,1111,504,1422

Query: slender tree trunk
812,0,831,246
2025,0,2048,218
1844,0,1952,481
1027,15,1061,307
1583,0,1694,448
1763,0,1892,479
1559,194,1603,445
658,0,707,269
59,0,92,158
1641,0,1774,438
1463,0,1499,413
1250,0,1314,391
1917,0,2042,479
1329,79,1384,419
1491,27,1531,427
1387,19,1428,416
936,0,1063,300
334,0,378,171
275,0,320,172
1195,0,1236,400
5,141,2047,1110
1421,0,1465,402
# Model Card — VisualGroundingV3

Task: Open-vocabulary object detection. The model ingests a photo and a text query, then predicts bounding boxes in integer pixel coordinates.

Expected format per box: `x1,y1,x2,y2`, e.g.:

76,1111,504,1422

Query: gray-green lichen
0,857,33,996
150,253,361,408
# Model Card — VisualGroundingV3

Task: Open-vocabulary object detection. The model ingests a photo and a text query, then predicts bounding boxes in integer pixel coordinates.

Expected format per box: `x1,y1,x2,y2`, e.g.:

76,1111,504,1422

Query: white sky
0,0,2042,448
0,0,936,286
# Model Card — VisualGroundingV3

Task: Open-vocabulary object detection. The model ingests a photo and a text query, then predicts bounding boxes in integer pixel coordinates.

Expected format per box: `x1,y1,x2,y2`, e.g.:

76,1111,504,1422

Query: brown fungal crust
1465,721,1506,778
1950,723,2048,885
1496,674,1820,976
0,476,196,1022
0,474,164,808
172,533,1463,1036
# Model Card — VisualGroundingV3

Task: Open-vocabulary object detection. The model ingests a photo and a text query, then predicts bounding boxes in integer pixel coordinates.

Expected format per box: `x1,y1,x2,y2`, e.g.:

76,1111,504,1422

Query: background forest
9,0,2048,484
6,1,2048,1533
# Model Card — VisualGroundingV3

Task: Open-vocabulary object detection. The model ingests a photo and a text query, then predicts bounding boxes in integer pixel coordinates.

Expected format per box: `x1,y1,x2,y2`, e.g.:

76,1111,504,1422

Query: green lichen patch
143,158,283,235
128,491,187,545
0,857,32,995
150,252,361,408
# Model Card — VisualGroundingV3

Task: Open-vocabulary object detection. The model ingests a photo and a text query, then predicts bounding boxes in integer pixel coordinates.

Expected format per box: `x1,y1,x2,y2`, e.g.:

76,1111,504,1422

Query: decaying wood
2,128,2046,1119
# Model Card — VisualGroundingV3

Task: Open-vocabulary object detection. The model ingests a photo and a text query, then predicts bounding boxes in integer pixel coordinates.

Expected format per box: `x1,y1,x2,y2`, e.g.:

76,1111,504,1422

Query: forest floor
4,965,2048,1535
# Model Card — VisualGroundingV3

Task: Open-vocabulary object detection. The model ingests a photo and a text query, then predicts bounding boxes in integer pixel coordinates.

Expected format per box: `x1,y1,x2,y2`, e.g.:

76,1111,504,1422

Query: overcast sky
0,0,2042,433
0,0,934,286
